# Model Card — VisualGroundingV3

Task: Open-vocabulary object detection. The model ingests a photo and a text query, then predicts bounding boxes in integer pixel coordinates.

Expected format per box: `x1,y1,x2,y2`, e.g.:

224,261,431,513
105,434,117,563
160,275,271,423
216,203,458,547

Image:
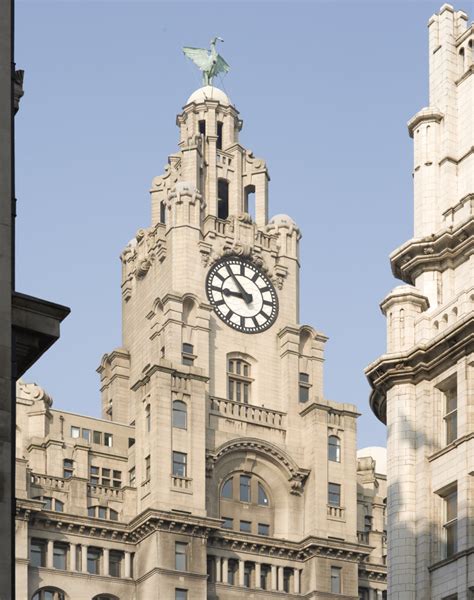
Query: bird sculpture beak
218,37,224,42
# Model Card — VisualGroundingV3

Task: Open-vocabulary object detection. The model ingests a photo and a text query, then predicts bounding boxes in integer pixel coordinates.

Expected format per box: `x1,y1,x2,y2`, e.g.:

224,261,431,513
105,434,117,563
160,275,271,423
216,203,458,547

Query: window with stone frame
63,459,74,479
328,435,341,462
87,547,102,574
442,485,458,558
328,482,341,507
172,451,187,477
30,538,46,568
87,505,119,521
89,465,122,488
53,543,67,570
330,566,342,594
175,542,187,571
109,550,123,577
172,400,187,429
440,376,458,445
32,589,65,600
227,358,252,404
33,495,64,512
298,372,311,403
182,343,195,366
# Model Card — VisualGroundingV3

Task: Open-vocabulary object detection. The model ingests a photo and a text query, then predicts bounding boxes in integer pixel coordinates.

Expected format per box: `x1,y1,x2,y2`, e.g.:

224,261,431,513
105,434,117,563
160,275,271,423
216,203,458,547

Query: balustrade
210,396,286,429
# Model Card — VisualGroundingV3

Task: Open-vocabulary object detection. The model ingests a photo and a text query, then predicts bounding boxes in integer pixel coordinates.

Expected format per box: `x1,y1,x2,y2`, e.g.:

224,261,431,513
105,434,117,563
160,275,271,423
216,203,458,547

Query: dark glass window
160,201,166,225
299,372,310,403
30,539,46,567
331,567,341,593
173,401,187,429
55,499,64,512
63,459,73,479
172,452,187,477
258,482,269,506
93,430,102,444
176,590,188,600
328,436,341,462
217,179,229,220
129,467,136,486
110,509,118,521
444,489,458,557
244,563,252,587
145,455,151,481
43,497,52,510
222,517,233,529
198,120,206,135
240,520,251,533
240,475,251,502
217,121,223,150
109,550,123,577
182,343,194,366
104,433,113,447
444,383,458,444
98,506,107,519
228,359,251,403
221,478,233,499
53,544,67,570
82,428,91,442
328,482,341,506
175,542,187,571
87,547,101,574
145,405,151,432
258,523,270,536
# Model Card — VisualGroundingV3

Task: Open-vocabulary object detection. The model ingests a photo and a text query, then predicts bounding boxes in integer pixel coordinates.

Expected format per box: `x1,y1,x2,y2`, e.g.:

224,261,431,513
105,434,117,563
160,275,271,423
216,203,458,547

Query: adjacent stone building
15,83,387,599
366,4,474,599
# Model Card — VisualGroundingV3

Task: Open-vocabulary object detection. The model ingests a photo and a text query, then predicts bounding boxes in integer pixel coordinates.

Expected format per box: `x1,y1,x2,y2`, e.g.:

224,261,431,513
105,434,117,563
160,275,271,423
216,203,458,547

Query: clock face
206,257,278,333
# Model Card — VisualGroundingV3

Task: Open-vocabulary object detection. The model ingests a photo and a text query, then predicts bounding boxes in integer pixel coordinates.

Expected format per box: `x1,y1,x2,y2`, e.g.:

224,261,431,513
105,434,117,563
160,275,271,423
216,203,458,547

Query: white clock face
206,257,278,333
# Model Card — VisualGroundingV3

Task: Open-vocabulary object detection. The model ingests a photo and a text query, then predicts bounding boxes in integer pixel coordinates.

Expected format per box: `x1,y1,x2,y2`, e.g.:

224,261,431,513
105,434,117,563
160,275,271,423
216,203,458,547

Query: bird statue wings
183,37,230,86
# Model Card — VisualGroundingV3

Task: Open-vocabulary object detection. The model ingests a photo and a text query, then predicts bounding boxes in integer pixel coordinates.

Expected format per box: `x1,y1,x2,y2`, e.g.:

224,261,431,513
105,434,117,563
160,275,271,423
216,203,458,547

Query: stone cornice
407,107,443,138
390,216,474,284
427,431,474,462
366,314,474,423
131,361,209,391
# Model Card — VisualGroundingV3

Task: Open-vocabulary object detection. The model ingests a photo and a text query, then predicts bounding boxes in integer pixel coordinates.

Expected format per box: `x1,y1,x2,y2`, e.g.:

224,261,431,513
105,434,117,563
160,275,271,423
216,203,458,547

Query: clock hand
223,288,253,301
225,265,252,304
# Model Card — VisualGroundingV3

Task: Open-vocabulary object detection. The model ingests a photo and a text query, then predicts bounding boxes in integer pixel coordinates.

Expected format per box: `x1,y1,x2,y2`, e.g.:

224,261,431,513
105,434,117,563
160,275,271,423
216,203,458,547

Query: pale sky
15,0,460,448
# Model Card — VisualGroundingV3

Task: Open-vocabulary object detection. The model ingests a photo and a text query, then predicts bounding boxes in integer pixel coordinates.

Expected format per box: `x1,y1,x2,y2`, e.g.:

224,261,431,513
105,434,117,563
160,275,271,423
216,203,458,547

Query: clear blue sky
15,0,461,448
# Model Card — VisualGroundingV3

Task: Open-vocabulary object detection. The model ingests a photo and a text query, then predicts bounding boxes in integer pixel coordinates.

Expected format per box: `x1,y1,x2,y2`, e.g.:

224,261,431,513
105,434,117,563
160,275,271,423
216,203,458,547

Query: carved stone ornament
16,380,53,407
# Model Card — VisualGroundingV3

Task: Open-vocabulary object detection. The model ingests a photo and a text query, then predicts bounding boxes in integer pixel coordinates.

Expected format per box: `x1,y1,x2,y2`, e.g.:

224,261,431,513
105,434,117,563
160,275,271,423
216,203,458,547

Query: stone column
255,562,261,588
46,539,54,569
294,568,300,593
278,566,284,591
238,559,245,587
124,551,131,578
81,545,88,573
70,543,76,571
103,548,109,576
222,557,228,584
215,556,222,583
271,564,277,590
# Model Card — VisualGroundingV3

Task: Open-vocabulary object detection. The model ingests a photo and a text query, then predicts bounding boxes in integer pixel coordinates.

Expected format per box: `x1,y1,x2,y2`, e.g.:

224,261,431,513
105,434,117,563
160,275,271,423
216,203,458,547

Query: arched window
172,400,187,429
93,596,120,600
32,588,66,600
328,436,341,462
244,185,255,220
217,179,229,220
145,404,151,433
227,358,251,404
87,506,119,521
221,478,233,498
220,474,272,536
258,482,269,505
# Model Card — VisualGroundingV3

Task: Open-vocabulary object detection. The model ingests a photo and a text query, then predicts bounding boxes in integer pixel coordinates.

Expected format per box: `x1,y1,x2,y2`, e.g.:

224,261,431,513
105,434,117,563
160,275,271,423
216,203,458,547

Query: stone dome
268,214,297,227
186,86,232,106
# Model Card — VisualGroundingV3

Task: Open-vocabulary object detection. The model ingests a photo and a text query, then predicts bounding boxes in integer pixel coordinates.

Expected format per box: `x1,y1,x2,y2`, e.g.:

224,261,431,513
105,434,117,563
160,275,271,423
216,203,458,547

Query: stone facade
366,4,474,600
16,84,386,599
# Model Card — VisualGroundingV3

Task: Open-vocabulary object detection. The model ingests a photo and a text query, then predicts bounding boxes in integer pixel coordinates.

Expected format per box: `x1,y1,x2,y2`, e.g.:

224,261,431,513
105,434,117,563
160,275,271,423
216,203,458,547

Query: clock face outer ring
206,257,279,334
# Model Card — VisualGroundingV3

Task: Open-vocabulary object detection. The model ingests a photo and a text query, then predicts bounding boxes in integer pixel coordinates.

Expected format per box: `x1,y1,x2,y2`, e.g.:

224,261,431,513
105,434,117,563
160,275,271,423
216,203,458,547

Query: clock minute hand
225,265,252,304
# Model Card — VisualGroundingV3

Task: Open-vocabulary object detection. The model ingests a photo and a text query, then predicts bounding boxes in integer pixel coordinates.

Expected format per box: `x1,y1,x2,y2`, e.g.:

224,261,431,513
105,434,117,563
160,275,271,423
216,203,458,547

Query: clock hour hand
223,288,253,301
225,265,252,304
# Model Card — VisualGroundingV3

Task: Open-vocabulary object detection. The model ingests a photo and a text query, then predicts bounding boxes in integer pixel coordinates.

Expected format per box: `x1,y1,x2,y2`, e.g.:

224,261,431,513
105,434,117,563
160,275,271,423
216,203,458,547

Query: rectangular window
63,459,74,479
175,590,188,600
240,520,251,533
93,430,102,444
129,467,136,487
240,474,251,502
258,523,270,536
112,470,122,488
217,121,223,150
104,433,113,447
102,468,111,487
145,455,151,481
43,497,52,511
70,426,80,439
182,343,195,366
175,542,187,571
30,539,46,567
331,566,342,594
87,547,101,574
53,543,67,570
82,428,91,442
444,488,458,558
98,506,107,519
328,482,341,506
299,372,310,403
244,563,251,588
222,517,233,529
444,382,458,445
109,550,123,577
173,452,187,477
89,465,99,485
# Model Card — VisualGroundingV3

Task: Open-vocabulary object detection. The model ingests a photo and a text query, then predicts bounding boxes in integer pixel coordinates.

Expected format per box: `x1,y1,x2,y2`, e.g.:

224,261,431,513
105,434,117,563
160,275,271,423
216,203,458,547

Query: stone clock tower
15,83,387,600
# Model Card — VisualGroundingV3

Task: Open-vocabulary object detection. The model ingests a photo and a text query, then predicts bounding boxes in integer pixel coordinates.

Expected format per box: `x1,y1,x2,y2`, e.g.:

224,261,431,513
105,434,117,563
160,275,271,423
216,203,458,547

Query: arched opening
32,588,66,600
159,200,166,225
244,184,255,221
217,179,229,220
172,400,187,429
227,357,252,403
328,435,341,462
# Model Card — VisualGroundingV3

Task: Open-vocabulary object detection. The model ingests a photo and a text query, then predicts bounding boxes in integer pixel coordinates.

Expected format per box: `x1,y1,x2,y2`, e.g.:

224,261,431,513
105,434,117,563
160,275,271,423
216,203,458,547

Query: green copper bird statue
183,37,230,86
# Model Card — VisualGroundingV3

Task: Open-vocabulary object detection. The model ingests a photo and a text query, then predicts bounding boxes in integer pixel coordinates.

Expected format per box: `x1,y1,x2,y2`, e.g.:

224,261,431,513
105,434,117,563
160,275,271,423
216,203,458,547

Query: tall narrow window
175,542,187,571
198,120,206,136
182,343,194,366
444,487,458,558
172,452,187,477
129,467,136,487
217,179,229,220
328,436,341,462
221,478,233,499
299,372,310,403
30,539,46,567
443,381,458,445
87,547,101,574
104,433,113,447
53,543,67,570
240,474,251,502
173,400,187,429
328,482,341,507
145,455,151,481
217,121,223,150
145,405,151,432
160,200,166,225
257,482,269,506
63,459,73,479
243,562,252,587
109,550,123,577
244,185,255,220
228,359,251,404
330,566,342,594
